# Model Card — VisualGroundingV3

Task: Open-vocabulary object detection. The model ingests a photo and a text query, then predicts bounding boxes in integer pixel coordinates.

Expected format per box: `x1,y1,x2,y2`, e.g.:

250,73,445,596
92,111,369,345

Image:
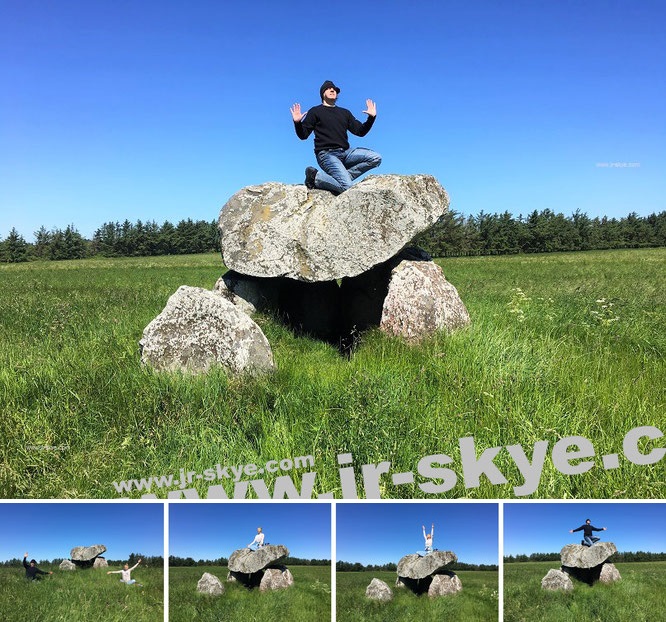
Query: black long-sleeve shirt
572,524,603,537
23,556,48,580
294,104,375,153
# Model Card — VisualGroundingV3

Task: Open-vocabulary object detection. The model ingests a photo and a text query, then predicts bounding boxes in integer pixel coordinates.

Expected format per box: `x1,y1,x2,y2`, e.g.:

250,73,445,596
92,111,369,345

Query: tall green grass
504,560,666,622
1,249,664,499
336,569,498,621
0,565,163,622
169,565,331,622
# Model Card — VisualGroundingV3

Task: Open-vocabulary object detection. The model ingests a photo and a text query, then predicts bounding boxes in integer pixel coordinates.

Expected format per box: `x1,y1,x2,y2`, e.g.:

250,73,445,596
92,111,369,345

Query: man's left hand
363,99,377,117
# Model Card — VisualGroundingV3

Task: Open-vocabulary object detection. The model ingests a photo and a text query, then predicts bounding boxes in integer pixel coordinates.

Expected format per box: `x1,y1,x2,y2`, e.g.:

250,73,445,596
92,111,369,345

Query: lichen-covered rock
92,557,108,569
259,567,294,591
599,562,621,583
140,286,275,375
379,260,470,341
560,542,617,569
219,174,449,282
428,573,462,597
541,568,574,591
228,545,289,574
197,572,224,595
396,551,457,580
70,545,107,561
59,559,76,571
365,578,393,601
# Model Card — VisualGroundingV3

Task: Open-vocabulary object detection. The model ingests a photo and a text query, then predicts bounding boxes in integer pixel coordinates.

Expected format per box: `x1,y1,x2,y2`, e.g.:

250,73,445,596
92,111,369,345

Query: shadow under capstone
219,247,432,357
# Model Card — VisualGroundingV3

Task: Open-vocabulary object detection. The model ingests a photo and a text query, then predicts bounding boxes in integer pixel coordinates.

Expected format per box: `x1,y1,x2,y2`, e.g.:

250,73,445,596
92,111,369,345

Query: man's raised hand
290,103,304,122
363,99,377,117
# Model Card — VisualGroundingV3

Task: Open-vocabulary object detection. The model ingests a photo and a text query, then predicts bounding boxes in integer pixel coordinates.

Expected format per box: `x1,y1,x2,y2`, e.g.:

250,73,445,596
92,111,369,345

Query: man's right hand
290,103,304,122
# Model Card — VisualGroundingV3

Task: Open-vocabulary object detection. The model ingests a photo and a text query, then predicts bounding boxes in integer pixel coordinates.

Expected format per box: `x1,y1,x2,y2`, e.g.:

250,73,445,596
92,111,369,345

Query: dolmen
140,174,470,375
541,542,620,590
59,544,108,570
367,550,461,600
227,544,293,591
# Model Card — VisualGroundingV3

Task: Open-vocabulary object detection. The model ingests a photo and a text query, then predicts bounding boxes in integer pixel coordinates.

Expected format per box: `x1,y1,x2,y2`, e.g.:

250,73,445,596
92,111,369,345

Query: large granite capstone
70,545,107,561
227,545,289,574
560,542,617,569
218,174,450,282
396,551,457,580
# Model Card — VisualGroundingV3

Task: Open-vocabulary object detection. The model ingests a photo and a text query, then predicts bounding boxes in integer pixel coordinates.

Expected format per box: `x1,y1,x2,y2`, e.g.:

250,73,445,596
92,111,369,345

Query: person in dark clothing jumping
291,80,381,194
569,519,607,546
23,552,53,580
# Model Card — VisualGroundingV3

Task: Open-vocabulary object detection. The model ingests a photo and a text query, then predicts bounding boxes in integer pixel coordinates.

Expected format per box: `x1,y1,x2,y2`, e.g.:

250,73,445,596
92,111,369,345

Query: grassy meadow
0,565,163,622
1,248,664,499
336,569,498,621
504,560,666,622
169,564,331,622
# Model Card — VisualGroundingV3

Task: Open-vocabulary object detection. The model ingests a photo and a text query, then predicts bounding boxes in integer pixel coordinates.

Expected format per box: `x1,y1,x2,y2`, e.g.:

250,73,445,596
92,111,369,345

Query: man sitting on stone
420,523,434,555
291,80,381,194
23,552,53,581
569,519,607,546
107,558,143,586
247,527,265,551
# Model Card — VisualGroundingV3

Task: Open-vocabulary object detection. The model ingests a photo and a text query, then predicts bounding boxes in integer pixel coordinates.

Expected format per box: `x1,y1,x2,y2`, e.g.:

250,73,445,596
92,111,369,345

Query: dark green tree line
2,209,665,263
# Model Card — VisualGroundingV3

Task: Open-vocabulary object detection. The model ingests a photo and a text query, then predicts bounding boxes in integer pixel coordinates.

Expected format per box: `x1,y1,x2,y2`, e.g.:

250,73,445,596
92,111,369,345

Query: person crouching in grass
23,552,53,581
107,558,143,586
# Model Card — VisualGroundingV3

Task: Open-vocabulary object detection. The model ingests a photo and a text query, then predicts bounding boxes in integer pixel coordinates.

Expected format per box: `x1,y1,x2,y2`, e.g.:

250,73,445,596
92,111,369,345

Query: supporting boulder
197,572,224,595
365,578,393,601
140,286,275,375
259,567,294,591
541,568,574,591
428,572,463,597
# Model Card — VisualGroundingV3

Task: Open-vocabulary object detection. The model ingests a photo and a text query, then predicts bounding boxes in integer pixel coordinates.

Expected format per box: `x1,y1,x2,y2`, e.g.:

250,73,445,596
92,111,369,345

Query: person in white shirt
422,523,434,555
107,558,142,585
247,527,265,551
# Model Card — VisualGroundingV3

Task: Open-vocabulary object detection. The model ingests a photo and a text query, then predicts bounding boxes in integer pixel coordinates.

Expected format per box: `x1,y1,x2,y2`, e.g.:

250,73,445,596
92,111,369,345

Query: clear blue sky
336,502,498,566
504,502,666,556
169,502,331,560
0,502,164,562
1,0,664,240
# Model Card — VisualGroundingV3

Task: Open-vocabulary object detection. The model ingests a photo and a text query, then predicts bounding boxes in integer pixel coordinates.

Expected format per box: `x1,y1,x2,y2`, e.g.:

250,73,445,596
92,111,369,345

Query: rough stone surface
259,567,294,591
428,573,463,597
70,545,107,561
379,260,470,341
396,551,457,580
59,559,76,571
228,545,289,574
598,562,622,584
365,578,393,601
92,557,108,569
197,572,225,595
140,286,275,375
541,568,574,591
560,542,617,569
219,174,450,282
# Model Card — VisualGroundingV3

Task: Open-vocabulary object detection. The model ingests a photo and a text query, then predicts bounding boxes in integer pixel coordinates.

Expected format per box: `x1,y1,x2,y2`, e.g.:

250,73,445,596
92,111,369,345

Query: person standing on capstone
247,526,265,551
421,523,434,555
107,558,143,585
290,80,381,194
569,519,607,546
23,552,53,580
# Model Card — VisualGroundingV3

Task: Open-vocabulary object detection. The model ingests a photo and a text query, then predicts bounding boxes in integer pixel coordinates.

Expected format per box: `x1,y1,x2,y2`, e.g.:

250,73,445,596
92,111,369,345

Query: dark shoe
304,167,317,189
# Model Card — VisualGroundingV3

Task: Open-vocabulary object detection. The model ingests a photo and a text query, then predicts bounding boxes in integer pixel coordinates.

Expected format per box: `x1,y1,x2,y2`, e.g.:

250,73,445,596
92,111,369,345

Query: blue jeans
584,536,600,546
315,147,381,194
